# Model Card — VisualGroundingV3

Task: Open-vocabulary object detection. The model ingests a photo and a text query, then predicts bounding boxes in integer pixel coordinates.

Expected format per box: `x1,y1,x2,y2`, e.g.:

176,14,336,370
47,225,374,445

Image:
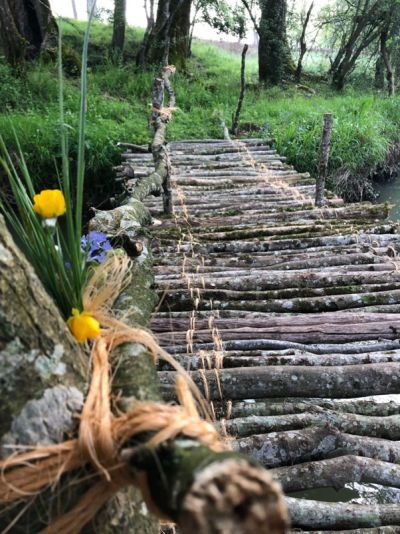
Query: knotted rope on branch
0,256,222,533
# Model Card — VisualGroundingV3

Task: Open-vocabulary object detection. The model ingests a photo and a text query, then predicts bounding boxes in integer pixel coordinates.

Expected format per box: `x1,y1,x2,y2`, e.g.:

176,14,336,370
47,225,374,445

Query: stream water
375,178,400,221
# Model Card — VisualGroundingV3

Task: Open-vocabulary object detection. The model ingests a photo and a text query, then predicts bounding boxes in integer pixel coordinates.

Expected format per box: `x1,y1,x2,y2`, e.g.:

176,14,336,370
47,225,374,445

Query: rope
0,330,224,533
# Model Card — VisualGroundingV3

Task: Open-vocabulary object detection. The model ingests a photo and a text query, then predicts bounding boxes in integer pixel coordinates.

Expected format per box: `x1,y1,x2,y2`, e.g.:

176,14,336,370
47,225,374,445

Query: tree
170,0,192,68
322,0,396,90
376,3,400,95
136,0,156,67
258,0,293,84
0,0,57,67
138,0,190,68
111,0,126,56
138,0,246,70
241,0,293,84
71,0,78,19
295,2,314,82
380,26,395,96
200,0,247,38
87,0,96,16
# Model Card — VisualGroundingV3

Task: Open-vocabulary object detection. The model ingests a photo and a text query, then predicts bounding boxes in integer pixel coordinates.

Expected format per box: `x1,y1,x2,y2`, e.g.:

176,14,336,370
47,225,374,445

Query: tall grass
0,16,96,317
0,19,399,203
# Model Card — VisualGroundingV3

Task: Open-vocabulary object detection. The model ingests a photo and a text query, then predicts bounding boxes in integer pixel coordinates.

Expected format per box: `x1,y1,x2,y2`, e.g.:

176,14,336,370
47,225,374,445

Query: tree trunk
315,112,333,207
71,0,78,19
0,0,56,67
380,29,395,96
0,0,26,67
87,0,96,16
169,0,192,69
136,0,155,67
111,0,126,56
0,215,83,439
145,0,188,67
258,0,293,84
295,2,313,82
375,54,385,89
330,1,388,91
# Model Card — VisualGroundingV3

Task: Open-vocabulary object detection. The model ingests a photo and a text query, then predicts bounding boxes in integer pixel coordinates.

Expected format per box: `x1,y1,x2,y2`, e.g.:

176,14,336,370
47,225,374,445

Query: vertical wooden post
315,112,333,207
231,44,249,136
150,68,174,215
163,154,173,215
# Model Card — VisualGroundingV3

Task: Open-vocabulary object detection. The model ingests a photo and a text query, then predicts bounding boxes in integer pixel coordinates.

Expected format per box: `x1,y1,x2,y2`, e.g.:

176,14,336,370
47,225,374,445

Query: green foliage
0,18,96,317
0,18,399,208
0,62,26,109
198,0,247,38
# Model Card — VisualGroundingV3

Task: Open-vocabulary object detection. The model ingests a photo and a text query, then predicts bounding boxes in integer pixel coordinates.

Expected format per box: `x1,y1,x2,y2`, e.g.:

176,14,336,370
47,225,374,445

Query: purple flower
81,231,112,263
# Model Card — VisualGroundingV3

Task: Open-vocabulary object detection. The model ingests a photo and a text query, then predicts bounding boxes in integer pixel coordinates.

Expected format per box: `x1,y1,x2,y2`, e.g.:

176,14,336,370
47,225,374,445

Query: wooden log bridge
121,136,400,532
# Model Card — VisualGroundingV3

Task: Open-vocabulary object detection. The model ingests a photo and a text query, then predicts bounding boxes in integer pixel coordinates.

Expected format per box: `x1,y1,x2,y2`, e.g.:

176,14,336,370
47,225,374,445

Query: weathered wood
90,67,175,240
157,350,400,370
301,529,399,533
315,113,333,207
286,497,400,529
231,43,249,136
158,363,400,400
132,133,400,530
225,410,400,439
217,398,400,419
163,338,400,356
235,427,400,467
274,456,400,492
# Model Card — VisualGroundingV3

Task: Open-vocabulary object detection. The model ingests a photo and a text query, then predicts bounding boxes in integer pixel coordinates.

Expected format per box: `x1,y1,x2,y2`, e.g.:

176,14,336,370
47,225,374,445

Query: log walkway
123,138,400,532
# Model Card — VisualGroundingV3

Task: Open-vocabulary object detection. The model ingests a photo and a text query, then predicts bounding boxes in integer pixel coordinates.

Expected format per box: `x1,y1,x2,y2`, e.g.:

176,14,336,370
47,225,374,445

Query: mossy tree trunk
0,215,83,439
258,0,293,85
111,0,126,56
375,54,385,89
169,0,192,70
0,0,57,67
380,27,395,96
144,0,191,68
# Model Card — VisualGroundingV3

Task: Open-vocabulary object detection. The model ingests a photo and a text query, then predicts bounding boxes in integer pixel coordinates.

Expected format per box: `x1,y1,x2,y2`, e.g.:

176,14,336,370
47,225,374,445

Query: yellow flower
67,308,101,343
32,189,66,220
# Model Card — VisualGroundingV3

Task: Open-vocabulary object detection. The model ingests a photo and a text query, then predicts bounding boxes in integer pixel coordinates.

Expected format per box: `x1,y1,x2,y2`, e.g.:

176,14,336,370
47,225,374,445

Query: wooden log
155,270,400,291
300,529,399,533
117,142,149,153
224,410,400,439
157,350,400,369
153,251,390,272
158,362,400,400
163,338,400,356
125,152,280,163
273,456,400,492
315,113,333,207
286,497,400,529
216,398,400,419
235,427,400,467
159,233,398,255
152,310,400,327
156,204,390,227
157,288,400,314
90,67,176,239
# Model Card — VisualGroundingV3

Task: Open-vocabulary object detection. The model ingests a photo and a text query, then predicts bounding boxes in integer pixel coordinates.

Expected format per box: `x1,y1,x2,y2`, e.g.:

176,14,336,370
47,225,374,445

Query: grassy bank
1,18,399,204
